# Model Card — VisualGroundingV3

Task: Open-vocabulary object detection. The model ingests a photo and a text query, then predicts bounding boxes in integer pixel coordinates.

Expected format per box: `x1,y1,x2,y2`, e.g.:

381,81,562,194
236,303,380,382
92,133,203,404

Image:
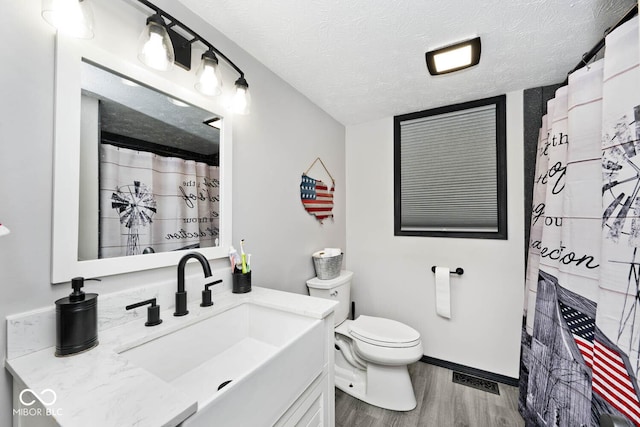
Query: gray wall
0,1,345,424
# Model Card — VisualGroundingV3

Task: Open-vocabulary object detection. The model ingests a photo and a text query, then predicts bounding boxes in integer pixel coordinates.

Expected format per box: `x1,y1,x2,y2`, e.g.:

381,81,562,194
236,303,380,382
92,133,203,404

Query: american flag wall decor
300,174,334,223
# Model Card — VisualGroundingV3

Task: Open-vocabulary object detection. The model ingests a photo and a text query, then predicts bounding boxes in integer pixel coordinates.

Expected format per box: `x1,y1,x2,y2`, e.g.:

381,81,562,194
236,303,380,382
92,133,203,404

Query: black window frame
393,95,508,240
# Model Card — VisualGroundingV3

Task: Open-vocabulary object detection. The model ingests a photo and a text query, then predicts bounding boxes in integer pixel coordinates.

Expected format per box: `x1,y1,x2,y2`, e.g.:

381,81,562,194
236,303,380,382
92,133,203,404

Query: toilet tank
306,270,353,325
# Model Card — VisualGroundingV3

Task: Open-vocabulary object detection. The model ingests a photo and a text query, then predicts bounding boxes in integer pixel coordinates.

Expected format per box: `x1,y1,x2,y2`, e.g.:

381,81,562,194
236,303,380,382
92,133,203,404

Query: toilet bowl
306,270,423,411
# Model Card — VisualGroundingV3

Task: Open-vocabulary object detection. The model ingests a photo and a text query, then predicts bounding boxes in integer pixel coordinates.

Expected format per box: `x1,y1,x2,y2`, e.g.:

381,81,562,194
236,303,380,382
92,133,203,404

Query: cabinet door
275,374,330,427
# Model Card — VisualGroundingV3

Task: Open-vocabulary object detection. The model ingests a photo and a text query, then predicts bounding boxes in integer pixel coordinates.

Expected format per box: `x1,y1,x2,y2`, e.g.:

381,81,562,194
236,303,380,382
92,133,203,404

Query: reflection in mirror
79,60,222,261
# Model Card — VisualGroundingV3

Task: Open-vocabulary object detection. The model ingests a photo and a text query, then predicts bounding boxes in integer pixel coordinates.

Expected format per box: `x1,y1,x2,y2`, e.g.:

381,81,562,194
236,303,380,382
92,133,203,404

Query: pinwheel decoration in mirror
111,181,157,255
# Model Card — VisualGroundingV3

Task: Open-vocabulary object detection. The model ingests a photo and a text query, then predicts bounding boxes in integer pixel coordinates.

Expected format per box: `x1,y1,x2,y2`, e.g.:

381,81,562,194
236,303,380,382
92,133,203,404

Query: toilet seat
336,317,423,366
349,315,420,348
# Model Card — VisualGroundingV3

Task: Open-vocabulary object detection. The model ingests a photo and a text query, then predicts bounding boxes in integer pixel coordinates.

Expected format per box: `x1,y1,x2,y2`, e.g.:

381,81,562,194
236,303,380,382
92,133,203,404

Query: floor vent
452,371,500,395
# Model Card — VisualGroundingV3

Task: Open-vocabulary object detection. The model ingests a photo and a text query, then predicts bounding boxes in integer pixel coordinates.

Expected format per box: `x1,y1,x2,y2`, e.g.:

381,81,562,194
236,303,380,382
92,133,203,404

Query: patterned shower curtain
99,144,220,258
520,17,640,426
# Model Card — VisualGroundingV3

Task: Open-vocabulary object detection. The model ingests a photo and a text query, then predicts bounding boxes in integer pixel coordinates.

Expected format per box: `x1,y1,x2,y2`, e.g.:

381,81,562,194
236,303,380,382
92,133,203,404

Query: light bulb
232,87,248,113
42,0,94,39
142,32,170,70
230,79,251,115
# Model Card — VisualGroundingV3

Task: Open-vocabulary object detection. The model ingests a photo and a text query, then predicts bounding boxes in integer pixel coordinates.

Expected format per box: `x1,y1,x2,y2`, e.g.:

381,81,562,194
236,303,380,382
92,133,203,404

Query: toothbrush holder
232,271,252,293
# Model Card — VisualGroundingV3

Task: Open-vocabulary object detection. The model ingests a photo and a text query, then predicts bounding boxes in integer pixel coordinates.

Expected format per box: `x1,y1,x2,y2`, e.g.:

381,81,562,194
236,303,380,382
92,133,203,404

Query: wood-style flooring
335,362,524,427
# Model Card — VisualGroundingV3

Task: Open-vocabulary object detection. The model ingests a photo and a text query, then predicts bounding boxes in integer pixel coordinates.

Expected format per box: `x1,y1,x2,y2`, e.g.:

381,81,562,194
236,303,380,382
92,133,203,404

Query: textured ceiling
178,0,636,125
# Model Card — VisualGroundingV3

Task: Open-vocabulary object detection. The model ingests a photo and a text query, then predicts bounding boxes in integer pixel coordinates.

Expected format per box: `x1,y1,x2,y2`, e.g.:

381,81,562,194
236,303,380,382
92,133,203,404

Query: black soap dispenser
55,277,99,357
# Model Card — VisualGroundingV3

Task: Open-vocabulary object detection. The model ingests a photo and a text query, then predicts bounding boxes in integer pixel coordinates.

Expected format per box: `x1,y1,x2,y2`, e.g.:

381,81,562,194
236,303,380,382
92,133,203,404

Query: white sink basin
119,303,325,426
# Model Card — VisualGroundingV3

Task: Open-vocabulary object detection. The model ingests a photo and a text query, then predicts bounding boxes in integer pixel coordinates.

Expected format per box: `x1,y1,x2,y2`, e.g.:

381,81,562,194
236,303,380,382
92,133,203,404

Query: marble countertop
5,287,336,427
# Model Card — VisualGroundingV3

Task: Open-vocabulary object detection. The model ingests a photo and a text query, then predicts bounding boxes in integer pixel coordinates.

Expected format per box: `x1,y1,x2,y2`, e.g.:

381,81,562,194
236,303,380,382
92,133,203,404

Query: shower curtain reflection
99,144,220,259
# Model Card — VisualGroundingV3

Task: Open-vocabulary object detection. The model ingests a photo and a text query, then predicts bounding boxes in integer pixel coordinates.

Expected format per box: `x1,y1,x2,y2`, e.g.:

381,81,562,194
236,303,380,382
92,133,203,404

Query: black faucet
175,252,212,316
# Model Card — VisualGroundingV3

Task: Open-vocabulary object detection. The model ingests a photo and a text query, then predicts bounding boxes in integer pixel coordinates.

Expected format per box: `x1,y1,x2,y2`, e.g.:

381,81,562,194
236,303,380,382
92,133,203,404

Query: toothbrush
240,239,248,274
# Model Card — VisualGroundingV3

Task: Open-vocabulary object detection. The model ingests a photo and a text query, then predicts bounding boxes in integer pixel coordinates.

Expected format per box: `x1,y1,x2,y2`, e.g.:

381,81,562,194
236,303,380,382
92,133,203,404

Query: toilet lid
349,315,420,347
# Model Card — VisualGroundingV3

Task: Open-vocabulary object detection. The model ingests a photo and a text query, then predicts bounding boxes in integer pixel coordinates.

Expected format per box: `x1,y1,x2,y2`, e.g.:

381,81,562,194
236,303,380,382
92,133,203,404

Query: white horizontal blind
399,104,498,232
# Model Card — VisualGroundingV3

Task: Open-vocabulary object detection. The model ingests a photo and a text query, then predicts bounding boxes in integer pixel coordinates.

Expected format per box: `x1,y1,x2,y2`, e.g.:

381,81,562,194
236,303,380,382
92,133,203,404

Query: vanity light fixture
41,0,95,39
137,13,175,71
195,50,223,96
230,77,251,115
135,0,251,114
425,36,481,75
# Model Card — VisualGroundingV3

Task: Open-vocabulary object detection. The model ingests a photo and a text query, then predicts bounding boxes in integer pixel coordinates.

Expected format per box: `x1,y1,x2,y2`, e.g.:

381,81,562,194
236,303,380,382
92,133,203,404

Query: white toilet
306,270,423,411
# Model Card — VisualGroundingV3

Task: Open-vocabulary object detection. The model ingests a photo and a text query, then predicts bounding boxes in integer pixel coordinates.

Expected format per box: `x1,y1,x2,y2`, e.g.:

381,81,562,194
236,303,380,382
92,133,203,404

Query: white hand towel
435,267,451,319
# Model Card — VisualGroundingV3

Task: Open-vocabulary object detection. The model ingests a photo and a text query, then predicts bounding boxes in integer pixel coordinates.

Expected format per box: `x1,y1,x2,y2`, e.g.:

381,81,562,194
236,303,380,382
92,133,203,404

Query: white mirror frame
51,34,232,283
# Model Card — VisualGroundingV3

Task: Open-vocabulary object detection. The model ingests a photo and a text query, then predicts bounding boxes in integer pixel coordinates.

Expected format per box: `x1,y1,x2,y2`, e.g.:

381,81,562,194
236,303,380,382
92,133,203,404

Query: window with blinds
393,95,507,239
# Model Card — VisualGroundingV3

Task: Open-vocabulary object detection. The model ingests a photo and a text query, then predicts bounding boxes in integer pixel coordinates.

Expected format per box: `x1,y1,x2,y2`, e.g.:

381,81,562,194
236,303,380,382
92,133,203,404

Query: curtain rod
563,3,637,84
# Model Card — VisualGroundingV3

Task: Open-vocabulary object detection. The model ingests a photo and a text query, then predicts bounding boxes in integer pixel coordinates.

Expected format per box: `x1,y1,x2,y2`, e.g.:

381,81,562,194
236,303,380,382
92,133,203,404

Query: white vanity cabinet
275,311,335,427
6,288,337,427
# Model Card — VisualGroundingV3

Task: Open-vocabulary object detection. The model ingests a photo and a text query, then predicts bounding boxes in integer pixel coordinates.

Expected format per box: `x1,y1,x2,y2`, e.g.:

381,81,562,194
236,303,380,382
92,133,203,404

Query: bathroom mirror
79,60,222,260
51,35,232,283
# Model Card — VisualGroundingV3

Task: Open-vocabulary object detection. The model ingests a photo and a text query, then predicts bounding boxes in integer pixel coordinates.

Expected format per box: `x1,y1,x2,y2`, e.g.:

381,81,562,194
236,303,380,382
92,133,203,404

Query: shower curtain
99,144,220,258
520,17,640,426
